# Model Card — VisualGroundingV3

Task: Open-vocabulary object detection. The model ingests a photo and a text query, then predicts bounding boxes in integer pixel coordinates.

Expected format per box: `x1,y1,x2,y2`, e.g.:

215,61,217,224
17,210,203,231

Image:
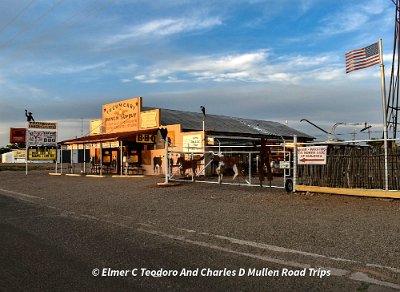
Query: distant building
1,149,26,163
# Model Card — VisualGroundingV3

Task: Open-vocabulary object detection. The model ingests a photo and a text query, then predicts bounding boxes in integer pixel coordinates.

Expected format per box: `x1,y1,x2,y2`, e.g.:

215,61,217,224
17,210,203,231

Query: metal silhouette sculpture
177,155,204,178
25,109,35,122
211,153,240,184
258,138,273,187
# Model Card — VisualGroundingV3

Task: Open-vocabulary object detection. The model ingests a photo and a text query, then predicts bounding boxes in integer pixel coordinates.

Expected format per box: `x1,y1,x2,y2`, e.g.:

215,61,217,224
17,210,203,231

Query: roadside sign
298,146,327,165
28,121,57,130
10,128,27,143
26,130,57,146
28,147,57,161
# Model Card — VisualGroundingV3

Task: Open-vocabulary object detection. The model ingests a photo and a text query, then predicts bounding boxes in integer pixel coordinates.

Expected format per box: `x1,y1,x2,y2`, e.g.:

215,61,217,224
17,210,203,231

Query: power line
0,0,65,50
0,0,36,35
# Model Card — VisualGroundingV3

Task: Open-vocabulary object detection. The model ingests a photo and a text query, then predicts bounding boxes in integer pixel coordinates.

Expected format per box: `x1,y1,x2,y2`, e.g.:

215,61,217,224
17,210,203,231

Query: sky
0,0,397,146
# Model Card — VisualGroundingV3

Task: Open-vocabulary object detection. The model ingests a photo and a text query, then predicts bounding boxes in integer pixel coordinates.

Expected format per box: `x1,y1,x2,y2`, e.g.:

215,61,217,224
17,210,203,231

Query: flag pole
378,38,389,190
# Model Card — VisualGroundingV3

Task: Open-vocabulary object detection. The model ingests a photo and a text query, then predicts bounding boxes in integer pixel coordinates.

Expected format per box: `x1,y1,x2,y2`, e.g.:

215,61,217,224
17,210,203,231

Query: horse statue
177,155,204,178
211,152,240,184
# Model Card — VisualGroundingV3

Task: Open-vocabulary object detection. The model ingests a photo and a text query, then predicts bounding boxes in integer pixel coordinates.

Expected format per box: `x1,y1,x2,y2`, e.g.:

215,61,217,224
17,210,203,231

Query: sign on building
183,134,203,153
140,109,159,129
102,97,141,133
298,146,327,165
90,119,103,135
136,133,156,143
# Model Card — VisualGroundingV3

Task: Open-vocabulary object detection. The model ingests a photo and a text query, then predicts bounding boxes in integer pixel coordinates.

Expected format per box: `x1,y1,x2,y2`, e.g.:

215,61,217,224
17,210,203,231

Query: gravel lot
1,170,400,291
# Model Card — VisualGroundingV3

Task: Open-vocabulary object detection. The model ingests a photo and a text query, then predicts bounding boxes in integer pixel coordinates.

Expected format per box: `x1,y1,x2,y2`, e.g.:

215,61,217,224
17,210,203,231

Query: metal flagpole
293,135,297,193
379,39,389,190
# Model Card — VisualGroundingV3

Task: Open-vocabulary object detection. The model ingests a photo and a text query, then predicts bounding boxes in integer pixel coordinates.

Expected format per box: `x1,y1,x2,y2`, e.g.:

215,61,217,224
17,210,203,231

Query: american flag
345,42,380,73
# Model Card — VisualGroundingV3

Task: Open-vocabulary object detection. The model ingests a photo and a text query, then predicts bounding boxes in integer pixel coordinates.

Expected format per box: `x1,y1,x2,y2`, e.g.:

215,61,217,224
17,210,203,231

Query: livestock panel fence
167,143,291,189
295,138,400,197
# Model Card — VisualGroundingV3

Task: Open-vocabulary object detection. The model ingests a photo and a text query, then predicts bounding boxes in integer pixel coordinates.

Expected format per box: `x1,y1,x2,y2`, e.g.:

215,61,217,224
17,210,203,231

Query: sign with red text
298,146,327,165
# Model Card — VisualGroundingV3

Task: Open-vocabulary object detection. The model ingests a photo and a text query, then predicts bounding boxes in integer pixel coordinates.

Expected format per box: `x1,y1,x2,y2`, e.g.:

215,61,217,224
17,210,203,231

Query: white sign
28,121,57,129
183,134,202,153
26,130,57,146
279,161,291,169
298,146,327,165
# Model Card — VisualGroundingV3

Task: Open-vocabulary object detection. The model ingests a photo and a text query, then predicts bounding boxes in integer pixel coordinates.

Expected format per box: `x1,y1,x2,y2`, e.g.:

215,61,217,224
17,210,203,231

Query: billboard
10,128,26,143
26,131,57,146
102,97,141,133
28,147,57,161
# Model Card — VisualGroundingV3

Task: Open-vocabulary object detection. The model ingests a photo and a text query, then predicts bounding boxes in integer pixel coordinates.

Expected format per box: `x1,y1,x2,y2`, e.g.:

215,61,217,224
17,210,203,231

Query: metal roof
151,108,314,140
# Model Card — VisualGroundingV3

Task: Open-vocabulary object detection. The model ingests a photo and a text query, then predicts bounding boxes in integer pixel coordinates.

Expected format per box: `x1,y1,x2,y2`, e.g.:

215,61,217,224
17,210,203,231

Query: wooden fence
297,145,400,190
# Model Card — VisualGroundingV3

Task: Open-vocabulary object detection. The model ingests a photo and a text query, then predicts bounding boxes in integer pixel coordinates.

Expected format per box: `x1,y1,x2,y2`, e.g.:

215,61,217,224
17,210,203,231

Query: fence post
248,152,252,185
293,135,298,193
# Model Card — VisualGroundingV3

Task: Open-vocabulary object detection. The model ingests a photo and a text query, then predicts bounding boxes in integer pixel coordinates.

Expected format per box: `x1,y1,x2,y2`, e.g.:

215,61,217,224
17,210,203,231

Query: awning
61,129,159,145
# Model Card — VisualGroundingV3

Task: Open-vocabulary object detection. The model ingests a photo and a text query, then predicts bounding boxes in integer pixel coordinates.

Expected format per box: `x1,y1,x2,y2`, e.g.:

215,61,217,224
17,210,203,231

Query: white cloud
105,16,222,45
320,0,390,36
48,62,108,75
127,50,348,84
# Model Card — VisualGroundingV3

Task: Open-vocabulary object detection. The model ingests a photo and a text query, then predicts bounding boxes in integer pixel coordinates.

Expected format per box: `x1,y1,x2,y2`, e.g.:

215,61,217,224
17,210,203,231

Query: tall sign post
26,121,58,175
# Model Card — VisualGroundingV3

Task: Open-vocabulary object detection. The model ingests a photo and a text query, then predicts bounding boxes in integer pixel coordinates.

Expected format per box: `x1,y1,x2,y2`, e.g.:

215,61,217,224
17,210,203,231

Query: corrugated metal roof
149,108,313,140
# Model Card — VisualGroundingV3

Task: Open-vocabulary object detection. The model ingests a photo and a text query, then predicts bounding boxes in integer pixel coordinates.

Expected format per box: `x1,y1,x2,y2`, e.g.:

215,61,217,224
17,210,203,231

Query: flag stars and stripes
345,42,380,73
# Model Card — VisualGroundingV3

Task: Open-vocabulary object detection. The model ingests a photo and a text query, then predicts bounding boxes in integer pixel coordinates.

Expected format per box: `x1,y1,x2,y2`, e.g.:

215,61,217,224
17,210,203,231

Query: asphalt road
1,171,400,291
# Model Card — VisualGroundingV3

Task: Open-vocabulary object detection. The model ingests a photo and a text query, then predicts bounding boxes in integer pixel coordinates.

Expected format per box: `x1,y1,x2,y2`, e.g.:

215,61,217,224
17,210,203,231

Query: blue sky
0,0,395,145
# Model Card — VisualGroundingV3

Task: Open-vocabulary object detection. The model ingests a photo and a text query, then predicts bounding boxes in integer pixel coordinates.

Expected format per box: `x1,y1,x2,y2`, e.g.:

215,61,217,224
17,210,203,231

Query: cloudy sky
0,0,396,145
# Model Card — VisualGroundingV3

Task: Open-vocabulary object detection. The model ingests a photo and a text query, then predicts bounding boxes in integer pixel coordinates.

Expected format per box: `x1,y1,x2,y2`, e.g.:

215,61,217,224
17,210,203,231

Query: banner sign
27,131,57,146
10,128,27,143
28,121,57,129
28,147,57,161
298,146,327,165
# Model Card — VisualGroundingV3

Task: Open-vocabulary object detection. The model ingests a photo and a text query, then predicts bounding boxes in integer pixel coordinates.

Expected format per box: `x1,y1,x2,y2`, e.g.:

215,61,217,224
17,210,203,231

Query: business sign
26,131,57,146
10,128,27,143
298,146,327,165
28,121,57,129
90,119,103,135
102,97,141,133
136,133,156,143
140,109,159,129
28,147,57,161
183,134,203,153
14,149,26,159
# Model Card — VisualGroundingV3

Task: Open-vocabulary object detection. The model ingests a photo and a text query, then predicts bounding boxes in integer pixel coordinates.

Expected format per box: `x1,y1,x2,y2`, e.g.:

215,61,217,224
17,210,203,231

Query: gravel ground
1,170,399,291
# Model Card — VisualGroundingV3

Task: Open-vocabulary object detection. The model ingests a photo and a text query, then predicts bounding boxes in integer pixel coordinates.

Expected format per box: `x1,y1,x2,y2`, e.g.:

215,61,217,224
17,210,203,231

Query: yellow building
61,97,313,175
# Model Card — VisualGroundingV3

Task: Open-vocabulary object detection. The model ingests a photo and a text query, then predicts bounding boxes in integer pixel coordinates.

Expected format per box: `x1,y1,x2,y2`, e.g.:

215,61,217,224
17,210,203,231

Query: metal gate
167,143,293,190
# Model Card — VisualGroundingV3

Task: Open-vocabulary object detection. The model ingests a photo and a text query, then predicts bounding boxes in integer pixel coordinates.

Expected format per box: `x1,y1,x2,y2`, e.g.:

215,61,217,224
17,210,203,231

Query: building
1,149,27,163
61,97,314,175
